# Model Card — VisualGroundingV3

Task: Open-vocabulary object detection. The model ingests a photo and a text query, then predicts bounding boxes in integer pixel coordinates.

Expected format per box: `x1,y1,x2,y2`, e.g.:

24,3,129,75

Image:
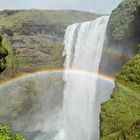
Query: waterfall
62,16,109,140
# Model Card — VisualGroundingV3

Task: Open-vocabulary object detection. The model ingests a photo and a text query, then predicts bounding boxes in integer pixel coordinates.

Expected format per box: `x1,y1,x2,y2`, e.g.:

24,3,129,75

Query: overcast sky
0,0,122,14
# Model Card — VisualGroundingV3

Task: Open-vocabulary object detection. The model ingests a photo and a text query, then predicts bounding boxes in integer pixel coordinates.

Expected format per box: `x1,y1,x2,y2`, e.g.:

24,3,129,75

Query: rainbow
0,68,114,87
0,68,136,107
102,47,130,60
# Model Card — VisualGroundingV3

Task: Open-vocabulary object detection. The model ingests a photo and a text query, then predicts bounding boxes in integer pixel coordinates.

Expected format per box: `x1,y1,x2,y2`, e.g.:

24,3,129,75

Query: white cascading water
61,16,110,140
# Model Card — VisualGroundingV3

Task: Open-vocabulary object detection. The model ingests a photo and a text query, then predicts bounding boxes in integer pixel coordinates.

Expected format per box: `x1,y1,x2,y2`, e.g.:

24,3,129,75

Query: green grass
0,36,64,82
0,10,101,28
101,121,140,140
0,35,20,81
116,53,140,92
100,52,140,139
0,124,26,140
16,43,64,71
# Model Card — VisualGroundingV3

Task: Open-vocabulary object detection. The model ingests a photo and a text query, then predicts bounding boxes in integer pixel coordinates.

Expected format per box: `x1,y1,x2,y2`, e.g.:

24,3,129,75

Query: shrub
0,124,26,140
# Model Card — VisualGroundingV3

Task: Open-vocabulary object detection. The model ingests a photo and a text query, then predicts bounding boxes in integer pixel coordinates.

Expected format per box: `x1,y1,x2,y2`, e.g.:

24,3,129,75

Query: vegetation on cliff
101,120,140,140
100,52,140,139
99,0,140,77
107,0,140,41
0,36,8,73
100,0,140,138
117,53,140,91
0,125,25,140
0,37,25,140
0,35,19,81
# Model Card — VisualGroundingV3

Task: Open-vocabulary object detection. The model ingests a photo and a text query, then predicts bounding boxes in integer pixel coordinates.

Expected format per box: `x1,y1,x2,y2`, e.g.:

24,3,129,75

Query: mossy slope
100,52,140,139
101,121,140,140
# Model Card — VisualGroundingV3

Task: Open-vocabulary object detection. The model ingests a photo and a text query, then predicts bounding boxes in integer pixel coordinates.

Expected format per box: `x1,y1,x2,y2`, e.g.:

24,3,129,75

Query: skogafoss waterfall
62,16,110,140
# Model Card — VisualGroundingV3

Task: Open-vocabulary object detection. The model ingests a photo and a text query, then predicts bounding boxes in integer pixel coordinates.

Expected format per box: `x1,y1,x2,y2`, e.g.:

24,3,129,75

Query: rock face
100,0,140,139
107,0,140,41
0,36,8,73
99,0,140,77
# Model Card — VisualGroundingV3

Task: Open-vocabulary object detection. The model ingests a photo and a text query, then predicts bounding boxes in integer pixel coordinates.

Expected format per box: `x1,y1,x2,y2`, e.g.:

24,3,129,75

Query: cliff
100,0,140,139
99,0,140,76
0,10,100,82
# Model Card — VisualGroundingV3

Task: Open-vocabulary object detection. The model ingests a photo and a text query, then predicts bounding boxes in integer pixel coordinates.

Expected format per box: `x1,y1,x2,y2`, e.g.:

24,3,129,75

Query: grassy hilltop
0,10,100,27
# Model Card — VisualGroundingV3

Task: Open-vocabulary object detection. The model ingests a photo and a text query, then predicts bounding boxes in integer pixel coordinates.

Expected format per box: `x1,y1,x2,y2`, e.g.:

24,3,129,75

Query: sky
0,0,122,14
